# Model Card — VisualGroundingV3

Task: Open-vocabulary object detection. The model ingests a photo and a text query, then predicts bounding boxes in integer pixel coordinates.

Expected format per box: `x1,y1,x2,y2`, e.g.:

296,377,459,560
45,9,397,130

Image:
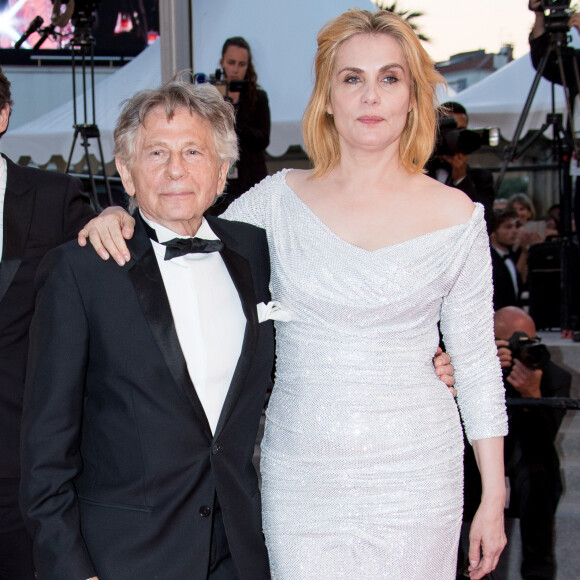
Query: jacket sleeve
530,32,580,93
20,247,97,580
60,175,97,241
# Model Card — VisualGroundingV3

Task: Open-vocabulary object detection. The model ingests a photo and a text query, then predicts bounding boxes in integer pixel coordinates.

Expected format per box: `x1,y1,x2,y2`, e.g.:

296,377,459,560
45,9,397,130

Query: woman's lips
358,116,383,124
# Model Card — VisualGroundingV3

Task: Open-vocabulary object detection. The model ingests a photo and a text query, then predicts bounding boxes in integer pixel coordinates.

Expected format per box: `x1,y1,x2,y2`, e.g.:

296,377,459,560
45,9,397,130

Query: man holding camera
462,306,571,580
431,102,496,230
496,306,570,580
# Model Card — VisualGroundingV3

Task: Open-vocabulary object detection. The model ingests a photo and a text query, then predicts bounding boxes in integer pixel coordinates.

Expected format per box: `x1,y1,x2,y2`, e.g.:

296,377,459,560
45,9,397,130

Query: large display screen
0,0,158,55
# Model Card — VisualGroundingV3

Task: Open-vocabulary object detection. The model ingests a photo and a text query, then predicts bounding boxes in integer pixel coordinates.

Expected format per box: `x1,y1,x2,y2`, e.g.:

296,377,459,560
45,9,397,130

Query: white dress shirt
142,213,246,433
0,156,7,260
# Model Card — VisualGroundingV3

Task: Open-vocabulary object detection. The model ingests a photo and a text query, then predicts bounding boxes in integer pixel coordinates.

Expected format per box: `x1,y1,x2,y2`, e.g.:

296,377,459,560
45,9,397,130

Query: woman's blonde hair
506,193,536,220
303,9,444,177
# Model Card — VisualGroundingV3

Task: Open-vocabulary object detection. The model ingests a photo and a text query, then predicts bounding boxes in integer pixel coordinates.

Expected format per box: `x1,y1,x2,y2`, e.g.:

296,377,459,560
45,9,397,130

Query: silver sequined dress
223,170,508,579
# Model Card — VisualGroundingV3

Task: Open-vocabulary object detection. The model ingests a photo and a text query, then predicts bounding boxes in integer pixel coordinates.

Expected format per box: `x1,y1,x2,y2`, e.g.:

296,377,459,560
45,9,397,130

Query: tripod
64,23,113,211
496,28,580,335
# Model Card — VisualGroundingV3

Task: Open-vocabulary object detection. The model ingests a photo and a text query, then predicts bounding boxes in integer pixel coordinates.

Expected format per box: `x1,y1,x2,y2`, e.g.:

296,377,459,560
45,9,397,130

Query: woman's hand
467,498,507,579
78,206,135,265
468,437,507,579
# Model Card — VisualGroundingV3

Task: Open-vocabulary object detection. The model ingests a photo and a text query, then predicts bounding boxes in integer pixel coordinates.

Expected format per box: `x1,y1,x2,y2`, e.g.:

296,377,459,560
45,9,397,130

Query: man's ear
217,161,229,196
0,104,10,135
115,158,136,197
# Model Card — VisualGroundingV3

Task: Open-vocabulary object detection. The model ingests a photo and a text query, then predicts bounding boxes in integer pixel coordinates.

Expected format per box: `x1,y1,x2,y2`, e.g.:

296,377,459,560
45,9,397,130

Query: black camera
541,0,572,33
434,117,482,157
506,331,550,371
201,69,247,99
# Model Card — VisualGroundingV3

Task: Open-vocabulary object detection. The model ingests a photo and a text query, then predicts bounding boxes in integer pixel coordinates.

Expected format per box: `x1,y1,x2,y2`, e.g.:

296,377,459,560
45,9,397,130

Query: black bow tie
141,217,224,260
161,237,224,260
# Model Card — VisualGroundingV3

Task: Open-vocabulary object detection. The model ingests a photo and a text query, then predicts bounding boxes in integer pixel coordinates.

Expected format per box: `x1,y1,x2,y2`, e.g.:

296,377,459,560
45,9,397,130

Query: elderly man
20,82,274,580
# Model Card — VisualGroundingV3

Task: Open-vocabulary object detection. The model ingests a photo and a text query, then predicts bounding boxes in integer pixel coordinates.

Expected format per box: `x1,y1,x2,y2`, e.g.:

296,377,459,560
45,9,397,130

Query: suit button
211,444,221,455
199,506,211,517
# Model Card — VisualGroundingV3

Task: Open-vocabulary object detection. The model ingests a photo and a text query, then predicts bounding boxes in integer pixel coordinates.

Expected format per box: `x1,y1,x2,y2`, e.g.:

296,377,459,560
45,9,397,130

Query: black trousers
505,431,562,580
0,478,35,580
208,494,239,580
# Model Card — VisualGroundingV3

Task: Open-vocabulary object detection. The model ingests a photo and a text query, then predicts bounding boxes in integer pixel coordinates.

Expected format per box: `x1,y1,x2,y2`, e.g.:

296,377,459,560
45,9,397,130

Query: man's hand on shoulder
78,206,135,266
433,347,456,397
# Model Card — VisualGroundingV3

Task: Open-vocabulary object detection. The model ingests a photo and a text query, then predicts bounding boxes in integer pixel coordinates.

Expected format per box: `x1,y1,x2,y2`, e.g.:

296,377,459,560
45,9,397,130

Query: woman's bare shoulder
285,168,314,188
417,174,476,226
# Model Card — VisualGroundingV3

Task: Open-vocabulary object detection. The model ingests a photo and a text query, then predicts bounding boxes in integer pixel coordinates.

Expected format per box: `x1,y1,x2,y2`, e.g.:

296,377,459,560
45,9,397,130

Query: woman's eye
383,75,398,84
344,76,359,84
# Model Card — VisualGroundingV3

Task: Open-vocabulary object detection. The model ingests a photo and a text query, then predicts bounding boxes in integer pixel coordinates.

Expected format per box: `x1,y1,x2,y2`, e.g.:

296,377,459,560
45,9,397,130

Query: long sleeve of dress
440,208,508,443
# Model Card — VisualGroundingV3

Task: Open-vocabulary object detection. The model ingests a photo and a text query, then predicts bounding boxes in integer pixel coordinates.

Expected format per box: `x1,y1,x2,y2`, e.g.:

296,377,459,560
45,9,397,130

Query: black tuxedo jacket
21,215,274,580
0,155,94,478
490,246,521,311
454,167,495,231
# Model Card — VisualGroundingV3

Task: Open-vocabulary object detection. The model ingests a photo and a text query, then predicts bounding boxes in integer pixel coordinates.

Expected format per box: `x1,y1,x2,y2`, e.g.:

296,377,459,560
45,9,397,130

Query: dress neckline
280,169,482,255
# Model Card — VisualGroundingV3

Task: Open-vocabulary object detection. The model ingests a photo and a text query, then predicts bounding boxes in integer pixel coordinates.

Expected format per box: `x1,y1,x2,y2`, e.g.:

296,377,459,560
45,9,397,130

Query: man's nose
166,154,187,179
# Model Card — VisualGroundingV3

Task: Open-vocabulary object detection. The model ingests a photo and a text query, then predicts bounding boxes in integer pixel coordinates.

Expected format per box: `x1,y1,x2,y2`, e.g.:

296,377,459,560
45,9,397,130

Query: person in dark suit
490,208,522,310
461,307,571,580
439,102,496,231
20,81,275,580
207,36,271,216
0,66,95,580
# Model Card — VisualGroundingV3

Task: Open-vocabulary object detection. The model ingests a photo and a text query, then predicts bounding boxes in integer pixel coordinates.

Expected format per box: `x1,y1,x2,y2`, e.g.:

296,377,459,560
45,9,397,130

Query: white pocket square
256,301,293,323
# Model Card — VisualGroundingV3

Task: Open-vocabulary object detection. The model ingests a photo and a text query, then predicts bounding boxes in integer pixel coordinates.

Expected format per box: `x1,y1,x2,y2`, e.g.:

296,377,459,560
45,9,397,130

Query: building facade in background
437,44,513,93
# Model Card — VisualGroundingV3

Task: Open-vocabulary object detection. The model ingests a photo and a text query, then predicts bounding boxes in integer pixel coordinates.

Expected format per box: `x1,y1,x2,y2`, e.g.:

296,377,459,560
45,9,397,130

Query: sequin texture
224,170,508,579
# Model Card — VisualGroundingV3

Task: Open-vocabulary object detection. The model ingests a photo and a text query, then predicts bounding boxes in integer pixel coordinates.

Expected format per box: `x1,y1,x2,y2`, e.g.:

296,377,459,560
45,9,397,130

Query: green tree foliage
374,1,429,41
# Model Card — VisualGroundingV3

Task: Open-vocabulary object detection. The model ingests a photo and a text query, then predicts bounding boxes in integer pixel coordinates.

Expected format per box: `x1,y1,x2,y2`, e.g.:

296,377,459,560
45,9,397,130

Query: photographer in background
428,102,496,230
529,0,580,249
461,306,571,580
207,36,271,216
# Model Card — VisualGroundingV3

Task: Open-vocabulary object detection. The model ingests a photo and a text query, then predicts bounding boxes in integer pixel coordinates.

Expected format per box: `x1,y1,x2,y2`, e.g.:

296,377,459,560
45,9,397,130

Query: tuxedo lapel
208,219,260,439
0,160,35,304
127,218,212,435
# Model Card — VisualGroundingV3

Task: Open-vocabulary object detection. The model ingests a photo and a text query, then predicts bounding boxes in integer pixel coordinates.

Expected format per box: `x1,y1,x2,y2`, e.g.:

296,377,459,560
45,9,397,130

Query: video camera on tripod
541,0,573,34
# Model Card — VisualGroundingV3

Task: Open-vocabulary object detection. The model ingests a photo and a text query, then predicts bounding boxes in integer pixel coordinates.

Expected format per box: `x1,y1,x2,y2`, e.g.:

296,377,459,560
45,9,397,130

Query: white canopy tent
454,30,580,141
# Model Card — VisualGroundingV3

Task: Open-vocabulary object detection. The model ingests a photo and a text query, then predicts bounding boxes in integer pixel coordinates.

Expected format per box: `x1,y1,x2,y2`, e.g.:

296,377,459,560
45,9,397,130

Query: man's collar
140,210,219,243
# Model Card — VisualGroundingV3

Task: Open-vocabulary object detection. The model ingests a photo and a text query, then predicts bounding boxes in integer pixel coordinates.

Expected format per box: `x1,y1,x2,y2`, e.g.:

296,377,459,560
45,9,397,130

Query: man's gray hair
114,81,238,169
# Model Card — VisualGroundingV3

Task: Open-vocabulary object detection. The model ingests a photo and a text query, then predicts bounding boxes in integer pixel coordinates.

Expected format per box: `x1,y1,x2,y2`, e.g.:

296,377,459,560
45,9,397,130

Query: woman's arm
439,207,508,579
467,437,507,580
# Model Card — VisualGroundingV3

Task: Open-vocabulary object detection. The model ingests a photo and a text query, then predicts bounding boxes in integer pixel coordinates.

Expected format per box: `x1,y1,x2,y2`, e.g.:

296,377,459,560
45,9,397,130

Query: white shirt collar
140,210,219,243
